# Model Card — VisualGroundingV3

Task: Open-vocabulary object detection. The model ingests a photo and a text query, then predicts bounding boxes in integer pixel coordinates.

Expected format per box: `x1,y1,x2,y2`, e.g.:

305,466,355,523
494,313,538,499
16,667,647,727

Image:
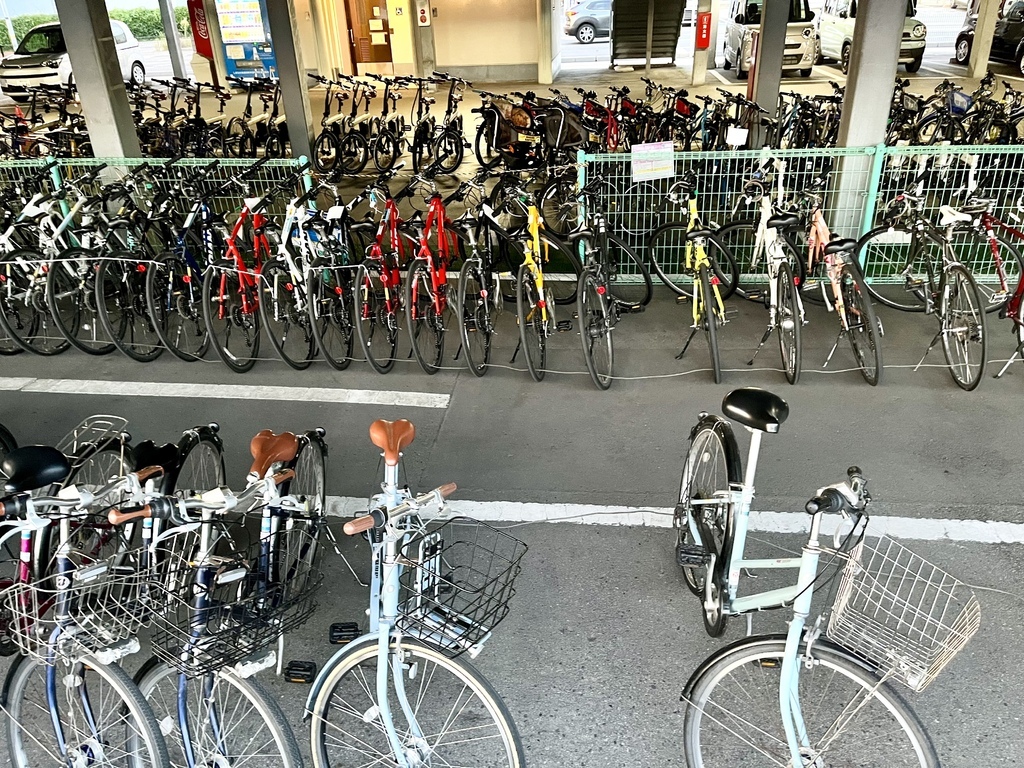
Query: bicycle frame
217,200,270,319
364,194,405,316
684,195,725,327
523,206,549,325
411,195,452,316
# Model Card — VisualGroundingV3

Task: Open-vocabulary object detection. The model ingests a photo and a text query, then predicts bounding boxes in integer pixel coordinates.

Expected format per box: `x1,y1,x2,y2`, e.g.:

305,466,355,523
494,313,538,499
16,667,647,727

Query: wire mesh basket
397,517,527,657
827,536,980,692
148,519,324,676
0,551,147,663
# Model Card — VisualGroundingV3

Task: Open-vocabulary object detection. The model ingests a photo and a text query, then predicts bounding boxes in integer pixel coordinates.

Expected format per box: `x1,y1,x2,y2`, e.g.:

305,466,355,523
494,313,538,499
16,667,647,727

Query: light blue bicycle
675,387,980,766
305,418,528,768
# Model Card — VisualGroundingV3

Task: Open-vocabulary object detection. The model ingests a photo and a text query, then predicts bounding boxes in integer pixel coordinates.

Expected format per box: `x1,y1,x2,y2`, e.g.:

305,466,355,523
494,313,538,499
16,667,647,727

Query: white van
817,0,927,74
723,0,817,79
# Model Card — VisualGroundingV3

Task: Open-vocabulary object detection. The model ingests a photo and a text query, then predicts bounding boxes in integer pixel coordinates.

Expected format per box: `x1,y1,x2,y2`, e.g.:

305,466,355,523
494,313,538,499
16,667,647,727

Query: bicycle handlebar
342,482,457,535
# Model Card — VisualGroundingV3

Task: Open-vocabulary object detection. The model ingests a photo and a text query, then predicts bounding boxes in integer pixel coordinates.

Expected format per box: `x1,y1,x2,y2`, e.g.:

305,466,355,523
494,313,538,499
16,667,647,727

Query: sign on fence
631,142,674,182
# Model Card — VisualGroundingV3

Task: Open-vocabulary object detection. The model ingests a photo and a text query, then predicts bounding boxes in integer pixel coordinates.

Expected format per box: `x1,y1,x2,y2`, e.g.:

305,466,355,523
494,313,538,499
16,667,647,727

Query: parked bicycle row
0,383,981,766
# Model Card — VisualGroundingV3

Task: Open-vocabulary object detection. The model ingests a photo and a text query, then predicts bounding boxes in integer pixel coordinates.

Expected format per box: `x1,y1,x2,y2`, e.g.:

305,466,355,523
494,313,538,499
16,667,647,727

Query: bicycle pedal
284,660,316,684
622,303,645,314
724,308,739,319
329,621,361,645
556,320,573,332
675,295,690,304
675,543,710,568
905,277,925,289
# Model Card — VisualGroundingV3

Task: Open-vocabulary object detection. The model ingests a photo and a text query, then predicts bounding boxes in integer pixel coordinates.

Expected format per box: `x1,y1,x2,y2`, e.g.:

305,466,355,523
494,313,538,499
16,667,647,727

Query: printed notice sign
631,141,674,182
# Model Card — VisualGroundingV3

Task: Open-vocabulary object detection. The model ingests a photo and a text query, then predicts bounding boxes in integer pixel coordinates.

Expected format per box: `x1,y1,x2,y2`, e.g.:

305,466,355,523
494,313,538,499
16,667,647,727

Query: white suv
0,20,145,102
723,0,817,79
816,0,927,74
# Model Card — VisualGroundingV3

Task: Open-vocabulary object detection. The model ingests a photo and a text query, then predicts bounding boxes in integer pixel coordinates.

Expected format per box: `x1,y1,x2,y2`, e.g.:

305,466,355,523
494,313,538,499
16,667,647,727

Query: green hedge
5,8,192,50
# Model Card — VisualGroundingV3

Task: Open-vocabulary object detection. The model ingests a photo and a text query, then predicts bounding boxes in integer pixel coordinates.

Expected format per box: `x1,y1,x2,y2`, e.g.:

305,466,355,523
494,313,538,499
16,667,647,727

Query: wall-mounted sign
187,0,214,60
631,142,674,182
696,12,712,50
415,0,431,27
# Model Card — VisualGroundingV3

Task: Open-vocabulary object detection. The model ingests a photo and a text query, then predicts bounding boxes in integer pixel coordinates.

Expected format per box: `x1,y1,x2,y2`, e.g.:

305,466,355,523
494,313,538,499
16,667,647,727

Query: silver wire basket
827,536,980,692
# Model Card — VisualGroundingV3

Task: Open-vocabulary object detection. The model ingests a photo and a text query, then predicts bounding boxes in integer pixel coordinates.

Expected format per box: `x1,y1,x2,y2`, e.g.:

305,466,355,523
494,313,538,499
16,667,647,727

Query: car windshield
15,28,66,56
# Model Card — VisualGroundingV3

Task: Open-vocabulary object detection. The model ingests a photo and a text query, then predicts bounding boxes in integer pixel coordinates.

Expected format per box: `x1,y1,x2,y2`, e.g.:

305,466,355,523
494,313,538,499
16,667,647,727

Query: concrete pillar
968,0,1000,80
708,0,721,68
158,0,187,80
55,0,141,157
538,0,553,85
412,17,436,78
751,0,788,112
265,0,315,161
833,0,905,234
690,0,713,87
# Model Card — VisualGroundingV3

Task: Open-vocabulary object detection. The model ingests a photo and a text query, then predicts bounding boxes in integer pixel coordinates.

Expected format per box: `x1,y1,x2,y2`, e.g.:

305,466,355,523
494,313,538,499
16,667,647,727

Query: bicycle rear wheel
0,250,68,356
577,270,614,390
202,261,262,373
940,263,987,391
259,260,316,370
855,225,928,312
776,262,802,385
607,234,653,307
457,257,493,376
146,250,210,362
516,263,547,382
681,637,939,767
47,248,115,355
405,259,449,375
307,265,355,370
5,653,170,768
173,427,226,498
648,222,739,299
96,253,164,362
309,637,524,768
354,261,399,374
839,262,884,386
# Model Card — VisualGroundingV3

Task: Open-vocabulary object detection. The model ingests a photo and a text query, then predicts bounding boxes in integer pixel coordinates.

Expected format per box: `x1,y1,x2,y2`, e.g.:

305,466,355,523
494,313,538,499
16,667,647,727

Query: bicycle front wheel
307,265,356,371
5,653,169,768
405,259,449,375
516,263,547,382
776,261,802,385
202,262,262,373
607,234,653,307
940,263,987,391
855,225,928,312
698,264,723,385
47,248,115,355
839,262,884,386
96,253,164,363
577,270,614,389
146,250,210,361
310,637,525,768
648,222,739,299
457,257,493,376
135,661,302,768
682,637,939,767
258,260,316,370
353,261,399,374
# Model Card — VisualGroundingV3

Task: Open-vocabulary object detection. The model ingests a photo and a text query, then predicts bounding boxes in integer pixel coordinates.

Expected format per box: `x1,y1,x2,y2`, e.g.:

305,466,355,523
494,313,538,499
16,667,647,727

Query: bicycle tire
839,262,884,386
202,261,262,373
146,249,210,362
312,129,340,173
5,652,170,768
648,222,739,299
47,248,115,355
854,224,928,312
517,262,547,382
353,261,398,374
0,249,68,356
538,231,582,305
434,126,464,174
950,225,1024,314
698,264,723,385
681,636,939,767
372,131,400,172
307,264,356,371
95,253,164,363
457,257,493,376
310,636,525,768
941,263,987,391
339,131,370,175
916,113,965,145
675,416,742,599
538,177,579,237
224,117,247,157
474,119,503,169
136,661,302,768
289,430,327,516
405,259,448,375
258,259,316,370
265,132,286,158
0,422,15,484
776,261,802,385
577,270,614,390
713,219,799,301
607,234,654,306
172,428,226,499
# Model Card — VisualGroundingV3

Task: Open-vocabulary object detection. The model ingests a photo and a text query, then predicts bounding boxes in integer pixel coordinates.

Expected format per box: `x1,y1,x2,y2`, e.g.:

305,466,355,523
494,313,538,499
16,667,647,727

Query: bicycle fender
680,633,880,702
303,633,378,719
687,413,743,486
0,654,30,707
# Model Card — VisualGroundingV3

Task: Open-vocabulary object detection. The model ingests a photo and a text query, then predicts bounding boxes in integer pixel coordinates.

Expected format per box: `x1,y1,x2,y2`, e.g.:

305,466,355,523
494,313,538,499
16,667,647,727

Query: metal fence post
860,143,887,239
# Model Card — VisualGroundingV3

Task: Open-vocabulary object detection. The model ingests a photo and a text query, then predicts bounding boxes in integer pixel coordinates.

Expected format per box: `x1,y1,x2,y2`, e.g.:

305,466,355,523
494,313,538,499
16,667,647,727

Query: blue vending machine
214,0,277,79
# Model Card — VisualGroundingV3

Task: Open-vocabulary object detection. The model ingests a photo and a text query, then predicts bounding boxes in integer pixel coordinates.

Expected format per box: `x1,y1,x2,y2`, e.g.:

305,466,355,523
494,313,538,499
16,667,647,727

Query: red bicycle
405,190,457,374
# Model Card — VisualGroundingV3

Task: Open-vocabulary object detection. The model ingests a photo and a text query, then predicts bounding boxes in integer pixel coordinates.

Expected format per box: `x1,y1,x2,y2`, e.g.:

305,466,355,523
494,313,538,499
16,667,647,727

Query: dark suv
564,0,611,44
955,0,1024,72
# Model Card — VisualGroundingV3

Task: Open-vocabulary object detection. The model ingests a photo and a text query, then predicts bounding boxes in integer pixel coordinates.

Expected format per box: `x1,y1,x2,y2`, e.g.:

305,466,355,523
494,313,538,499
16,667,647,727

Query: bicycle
855,191,987,390
675,388,979,767
309,73,370,175
305,417,527,768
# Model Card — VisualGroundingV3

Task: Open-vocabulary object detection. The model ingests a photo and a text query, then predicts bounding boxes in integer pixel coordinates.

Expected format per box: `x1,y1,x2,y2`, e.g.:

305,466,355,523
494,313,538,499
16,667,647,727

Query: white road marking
326,497,1024,544
708,69,731,85
0,377,450,409
918,65,957,76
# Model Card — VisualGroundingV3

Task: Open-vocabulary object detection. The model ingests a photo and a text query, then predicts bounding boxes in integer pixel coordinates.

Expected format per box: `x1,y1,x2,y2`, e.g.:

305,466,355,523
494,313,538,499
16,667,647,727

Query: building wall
386,0,418,75
432,0,539,81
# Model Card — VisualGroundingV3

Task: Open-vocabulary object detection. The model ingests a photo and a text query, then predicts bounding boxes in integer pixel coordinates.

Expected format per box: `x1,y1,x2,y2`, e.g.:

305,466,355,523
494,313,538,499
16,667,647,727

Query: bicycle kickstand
453,341,463,362
747,324,775,366
822,329,845,369
510,337,522,364
913,330,943,372
675,325,699,360
994,338,1024,378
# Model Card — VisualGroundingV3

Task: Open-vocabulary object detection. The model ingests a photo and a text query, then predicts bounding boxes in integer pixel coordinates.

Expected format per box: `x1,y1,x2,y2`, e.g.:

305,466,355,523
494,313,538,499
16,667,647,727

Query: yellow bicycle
515,205,557,382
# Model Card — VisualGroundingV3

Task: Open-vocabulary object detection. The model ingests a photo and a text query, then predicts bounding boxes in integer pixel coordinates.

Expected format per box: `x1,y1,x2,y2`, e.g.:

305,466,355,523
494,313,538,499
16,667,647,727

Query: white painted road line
325,497,1024,544
0,378,450,409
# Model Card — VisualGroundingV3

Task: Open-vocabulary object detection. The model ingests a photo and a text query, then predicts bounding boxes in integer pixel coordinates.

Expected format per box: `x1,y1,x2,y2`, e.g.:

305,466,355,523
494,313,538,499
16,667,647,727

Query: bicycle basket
397,517,527,657
827,536,980,692
948,90,973,115
541,106,586,149
148,518,324,676
0,550,147,663
901,92,921,113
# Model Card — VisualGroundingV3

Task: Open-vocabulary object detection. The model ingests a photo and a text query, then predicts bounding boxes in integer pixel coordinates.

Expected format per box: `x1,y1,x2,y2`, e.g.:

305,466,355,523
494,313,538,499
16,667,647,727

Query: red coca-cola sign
188,0,214,60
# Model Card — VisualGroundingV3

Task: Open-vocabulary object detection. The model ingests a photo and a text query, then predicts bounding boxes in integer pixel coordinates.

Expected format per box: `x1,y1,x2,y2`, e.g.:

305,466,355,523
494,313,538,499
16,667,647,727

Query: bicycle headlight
912,24,926,39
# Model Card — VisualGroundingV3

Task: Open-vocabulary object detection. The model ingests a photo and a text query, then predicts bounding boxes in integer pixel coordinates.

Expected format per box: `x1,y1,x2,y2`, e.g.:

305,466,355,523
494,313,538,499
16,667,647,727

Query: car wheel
954,36,971,65
813,36,823,65
905,57,922,74
723,56,732,70
737,61,748,80
1018,49,1024,77
130,61,145,86
576,23,596,44
840,43,851,75
799,68,812,77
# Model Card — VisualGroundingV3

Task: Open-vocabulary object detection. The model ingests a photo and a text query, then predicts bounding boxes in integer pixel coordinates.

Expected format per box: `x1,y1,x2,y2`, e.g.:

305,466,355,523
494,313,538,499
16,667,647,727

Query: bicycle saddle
722,388,789,434
249,430,299,478
2,446,71,494
823,238,856,255
369,419,415,467
766,212,801,231
132,440,179,475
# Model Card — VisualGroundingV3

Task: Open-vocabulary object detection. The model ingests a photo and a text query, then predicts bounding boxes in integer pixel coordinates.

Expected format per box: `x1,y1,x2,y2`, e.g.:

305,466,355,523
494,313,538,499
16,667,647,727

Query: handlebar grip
272,468,296,485
0,495,28,520
343,512,379,536
437,482,457,499
805,488,846,516
107,505,153,525
136,465,165,483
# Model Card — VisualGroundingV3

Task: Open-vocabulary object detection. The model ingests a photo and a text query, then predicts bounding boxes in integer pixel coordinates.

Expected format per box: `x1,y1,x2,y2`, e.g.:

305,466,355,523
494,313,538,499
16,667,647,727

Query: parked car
0,20,145,102
955,0,1024,72
564,0,611,44
816,0,926,74
723,0,817,79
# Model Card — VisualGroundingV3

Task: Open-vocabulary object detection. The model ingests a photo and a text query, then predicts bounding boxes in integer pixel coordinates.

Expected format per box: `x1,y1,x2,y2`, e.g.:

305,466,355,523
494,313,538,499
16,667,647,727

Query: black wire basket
397,517,527,657
147,518,324,676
